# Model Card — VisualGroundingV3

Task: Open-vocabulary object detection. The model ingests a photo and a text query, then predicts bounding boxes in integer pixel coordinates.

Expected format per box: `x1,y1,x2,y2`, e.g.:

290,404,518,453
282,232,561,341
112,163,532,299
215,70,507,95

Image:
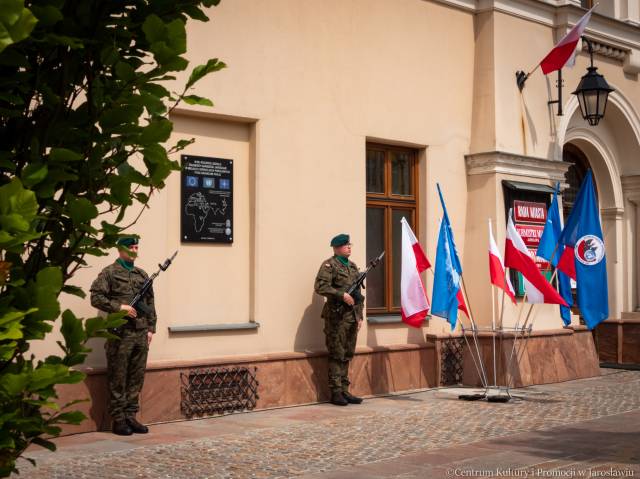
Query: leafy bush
0,0,225,474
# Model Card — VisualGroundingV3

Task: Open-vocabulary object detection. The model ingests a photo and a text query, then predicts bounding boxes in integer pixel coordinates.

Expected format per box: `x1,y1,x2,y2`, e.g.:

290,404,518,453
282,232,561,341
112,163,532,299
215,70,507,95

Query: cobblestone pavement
16,370,640,479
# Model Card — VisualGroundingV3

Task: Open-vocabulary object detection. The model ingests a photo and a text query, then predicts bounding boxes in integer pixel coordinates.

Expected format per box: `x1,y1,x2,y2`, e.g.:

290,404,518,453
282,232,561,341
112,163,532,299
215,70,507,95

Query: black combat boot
330,391,348,406
126,416,149,434
112,419,133,436
343,391,363,404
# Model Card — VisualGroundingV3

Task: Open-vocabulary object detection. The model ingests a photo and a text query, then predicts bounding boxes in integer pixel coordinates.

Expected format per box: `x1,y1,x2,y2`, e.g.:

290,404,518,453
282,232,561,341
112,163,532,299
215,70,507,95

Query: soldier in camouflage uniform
314,234,364,406
90,237,157,435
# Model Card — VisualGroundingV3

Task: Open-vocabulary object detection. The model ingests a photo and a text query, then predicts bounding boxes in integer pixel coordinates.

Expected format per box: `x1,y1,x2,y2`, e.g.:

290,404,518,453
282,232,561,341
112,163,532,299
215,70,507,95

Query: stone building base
595,313,640,365
433,326,601,388
56,327,601,435
56,343,437,435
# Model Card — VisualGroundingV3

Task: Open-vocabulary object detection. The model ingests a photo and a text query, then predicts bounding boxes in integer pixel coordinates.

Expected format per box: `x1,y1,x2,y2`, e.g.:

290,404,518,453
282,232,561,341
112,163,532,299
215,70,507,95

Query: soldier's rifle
336,251,385,315
129,250,178,317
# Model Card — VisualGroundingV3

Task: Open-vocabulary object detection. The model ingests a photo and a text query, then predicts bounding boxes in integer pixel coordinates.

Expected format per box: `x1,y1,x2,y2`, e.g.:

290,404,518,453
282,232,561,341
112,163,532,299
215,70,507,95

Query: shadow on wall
80,337,111,431
364,319,431,394
365,324,390,394
87,374,110,431
84,336,108,369
295,291,328,401
295,291,325,352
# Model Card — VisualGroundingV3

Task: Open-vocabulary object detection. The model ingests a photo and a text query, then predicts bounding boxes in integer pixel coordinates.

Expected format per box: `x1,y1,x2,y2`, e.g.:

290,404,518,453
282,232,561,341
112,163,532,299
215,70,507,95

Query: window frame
366,143,419,315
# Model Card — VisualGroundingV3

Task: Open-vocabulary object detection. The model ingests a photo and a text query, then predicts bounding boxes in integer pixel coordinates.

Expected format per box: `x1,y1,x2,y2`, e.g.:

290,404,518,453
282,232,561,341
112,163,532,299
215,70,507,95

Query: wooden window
366,144,419,315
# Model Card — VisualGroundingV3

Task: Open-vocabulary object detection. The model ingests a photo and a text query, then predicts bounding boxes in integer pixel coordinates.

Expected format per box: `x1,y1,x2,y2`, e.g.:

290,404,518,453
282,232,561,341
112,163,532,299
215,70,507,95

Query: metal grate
181,366,259,418
440,338,465,386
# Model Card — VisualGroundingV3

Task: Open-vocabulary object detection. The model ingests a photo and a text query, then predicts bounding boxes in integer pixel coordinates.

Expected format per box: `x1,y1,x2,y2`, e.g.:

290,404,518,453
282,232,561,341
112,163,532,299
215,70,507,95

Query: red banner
514,200,547,224
515,224,545,247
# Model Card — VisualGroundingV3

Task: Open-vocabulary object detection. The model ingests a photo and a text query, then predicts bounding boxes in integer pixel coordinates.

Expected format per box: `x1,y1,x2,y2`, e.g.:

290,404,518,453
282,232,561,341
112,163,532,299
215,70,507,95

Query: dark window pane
391,209,413,308
366,149,385,194
366,207,386,308
391,152,412,196
563,144,593,222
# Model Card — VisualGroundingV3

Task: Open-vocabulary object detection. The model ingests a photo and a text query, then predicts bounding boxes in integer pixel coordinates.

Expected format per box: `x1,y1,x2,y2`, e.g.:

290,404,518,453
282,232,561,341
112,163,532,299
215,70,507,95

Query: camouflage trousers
106,328,149,422
324,311,358,393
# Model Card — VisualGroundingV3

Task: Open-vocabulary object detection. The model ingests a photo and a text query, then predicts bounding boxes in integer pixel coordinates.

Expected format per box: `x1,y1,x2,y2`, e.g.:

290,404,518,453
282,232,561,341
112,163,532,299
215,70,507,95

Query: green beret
116,236,139,247
330,234,350,247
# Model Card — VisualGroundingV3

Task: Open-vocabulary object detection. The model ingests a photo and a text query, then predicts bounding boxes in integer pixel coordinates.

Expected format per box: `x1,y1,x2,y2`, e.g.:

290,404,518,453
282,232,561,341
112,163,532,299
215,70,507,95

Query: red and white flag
504,215,568,306
488,219,516,304
557,245,577,280
540,6,595,75
400,217,431,327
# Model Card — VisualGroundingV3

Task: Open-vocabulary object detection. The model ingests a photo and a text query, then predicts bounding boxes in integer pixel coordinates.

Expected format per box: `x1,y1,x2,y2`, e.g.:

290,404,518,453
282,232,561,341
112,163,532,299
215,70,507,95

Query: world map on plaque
184,193,228,232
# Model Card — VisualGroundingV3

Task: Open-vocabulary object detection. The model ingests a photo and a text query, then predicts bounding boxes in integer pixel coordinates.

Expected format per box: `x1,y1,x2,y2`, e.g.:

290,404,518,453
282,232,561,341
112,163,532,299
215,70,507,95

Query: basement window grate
180,366,259,418
440,338,465,386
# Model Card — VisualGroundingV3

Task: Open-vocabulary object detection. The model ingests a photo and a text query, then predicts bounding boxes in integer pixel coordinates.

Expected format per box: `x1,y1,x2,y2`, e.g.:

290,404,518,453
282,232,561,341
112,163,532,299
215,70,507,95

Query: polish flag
556,245,577,280
540,6,595,75
400,217,431,327
488,220,516,304
456,290,468,318
504,215,568,306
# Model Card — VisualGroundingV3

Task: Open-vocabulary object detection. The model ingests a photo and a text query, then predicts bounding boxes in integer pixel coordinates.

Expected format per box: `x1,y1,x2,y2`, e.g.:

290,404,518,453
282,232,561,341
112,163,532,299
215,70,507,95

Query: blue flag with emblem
557,171,608,329
431,184,464,330
536,182,573,325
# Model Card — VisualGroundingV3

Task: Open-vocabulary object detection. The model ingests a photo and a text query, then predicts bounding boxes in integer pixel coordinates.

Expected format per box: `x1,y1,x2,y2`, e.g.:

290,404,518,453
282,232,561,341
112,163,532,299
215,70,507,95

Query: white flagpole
489,218,497,388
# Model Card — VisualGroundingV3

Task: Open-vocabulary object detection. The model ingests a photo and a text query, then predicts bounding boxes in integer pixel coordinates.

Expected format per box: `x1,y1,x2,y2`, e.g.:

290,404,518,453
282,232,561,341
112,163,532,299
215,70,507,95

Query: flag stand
456,322,533,403
488,285,511,403
450,271,517,402
426,269,489,397
460,277,490,388
456,286,532,403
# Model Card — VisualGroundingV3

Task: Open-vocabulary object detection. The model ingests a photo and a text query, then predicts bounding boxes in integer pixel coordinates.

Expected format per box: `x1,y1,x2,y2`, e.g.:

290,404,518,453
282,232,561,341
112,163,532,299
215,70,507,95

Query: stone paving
15,369,640,479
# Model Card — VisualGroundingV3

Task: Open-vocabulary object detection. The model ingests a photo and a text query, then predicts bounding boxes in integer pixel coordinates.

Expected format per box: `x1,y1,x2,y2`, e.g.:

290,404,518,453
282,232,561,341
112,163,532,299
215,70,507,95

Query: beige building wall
32,0,476,367
32,1,640,371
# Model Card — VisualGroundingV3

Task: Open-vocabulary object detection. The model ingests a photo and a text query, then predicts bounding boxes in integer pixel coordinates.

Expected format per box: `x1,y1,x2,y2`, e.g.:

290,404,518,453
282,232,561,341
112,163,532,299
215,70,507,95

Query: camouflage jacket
314,256,364,320
90,261,157,333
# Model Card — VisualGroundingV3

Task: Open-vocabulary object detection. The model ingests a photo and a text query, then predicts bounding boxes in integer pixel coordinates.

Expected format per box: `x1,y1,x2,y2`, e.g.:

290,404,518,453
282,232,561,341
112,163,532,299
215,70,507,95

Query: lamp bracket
548,69,563,116
516,71,529,91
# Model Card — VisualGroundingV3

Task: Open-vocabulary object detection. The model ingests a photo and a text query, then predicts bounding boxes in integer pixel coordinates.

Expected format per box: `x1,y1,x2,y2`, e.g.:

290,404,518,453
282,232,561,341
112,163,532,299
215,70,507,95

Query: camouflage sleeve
314,262,343,301
89,269,121,314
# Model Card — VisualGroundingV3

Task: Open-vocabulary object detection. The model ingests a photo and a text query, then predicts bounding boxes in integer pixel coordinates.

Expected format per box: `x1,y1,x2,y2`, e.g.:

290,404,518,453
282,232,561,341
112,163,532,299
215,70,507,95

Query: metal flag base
487,395,511,403
455,322,529,404
458,392,486,401
458,387,512,402
486,386,512,403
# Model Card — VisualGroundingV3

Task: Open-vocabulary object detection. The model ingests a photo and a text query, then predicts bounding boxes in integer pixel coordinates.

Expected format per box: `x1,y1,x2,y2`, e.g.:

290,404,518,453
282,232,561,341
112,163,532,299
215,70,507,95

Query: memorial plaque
181,155,233,243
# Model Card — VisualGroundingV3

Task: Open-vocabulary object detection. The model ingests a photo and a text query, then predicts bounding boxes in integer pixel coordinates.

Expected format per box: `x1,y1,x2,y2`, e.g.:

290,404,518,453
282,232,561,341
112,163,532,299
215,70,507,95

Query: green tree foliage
0,0,225,474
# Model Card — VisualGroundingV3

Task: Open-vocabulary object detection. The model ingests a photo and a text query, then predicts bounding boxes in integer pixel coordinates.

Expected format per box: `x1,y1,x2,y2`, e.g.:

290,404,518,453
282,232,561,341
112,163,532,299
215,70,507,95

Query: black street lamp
572,36,615,126
516,36,614,126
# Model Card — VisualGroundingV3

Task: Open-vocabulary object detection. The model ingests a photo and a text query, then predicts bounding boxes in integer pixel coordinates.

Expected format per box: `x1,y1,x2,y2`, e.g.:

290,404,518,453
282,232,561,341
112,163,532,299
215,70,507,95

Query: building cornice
465,151,570,182
601,207,625,220
170,106,258,124
622,175,640,192
622,175,640,204
431,0,640,74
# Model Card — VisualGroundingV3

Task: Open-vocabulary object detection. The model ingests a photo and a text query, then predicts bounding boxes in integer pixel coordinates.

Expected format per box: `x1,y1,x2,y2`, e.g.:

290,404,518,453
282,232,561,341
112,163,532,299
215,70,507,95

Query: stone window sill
367,315,431,324
168,322,259,333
